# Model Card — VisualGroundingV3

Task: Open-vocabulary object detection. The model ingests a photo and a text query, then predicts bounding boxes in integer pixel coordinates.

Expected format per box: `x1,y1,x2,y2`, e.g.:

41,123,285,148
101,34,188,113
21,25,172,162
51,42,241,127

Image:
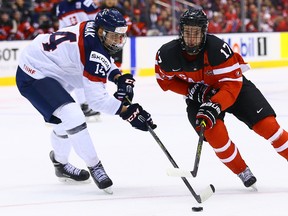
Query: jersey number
220,43,232,59
42,32,77,51
95,64,105,76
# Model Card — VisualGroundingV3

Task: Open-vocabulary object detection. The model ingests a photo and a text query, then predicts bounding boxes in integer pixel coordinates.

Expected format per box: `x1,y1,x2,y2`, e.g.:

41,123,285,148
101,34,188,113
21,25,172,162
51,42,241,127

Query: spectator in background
0,10,23,40
208,11,222,33
246,12,259,32
122,0,132,17
275,15,288,31
34,0,54,14
10,0,32,22
147,3,159,30
34,14,55,34
17,18,36,39
158,18,173,35
260,13,274,32
225,4,241,32
0,11,12,40
130,9,147,36
33,0,55,27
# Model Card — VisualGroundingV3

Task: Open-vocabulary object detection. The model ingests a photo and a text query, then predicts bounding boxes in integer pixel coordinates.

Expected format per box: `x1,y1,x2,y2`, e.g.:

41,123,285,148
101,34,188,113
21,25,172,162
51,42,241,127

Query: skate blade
103,186,113,194
58,177,91,184
250,183,258,192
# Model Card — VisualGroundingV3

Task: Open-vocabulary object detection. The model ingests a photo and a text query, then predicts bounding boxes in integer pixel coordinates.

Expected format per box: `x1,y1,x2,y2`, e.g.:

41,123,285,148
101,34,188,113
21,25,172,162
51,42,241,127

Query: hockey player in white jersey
16,8,156,194
57,0,102,120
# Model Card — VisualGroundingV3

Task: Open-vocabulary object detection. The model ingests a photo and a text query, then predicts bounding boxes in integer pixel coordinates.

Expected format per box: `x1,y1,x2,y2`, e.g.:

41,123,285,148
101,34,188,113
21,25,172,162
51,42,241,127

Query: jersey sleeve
206,35,246,111
209,54,243,111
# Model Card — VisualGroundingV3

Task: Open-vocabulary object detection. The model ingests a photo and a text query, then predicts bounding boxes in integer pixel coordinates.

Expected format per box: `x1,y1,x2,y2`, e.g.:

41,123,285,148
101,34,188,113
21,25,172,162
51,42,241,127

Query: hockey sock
205,120,247,174
50,129,72,164
253,116,288,159
69,128,100,167
53,102,100,167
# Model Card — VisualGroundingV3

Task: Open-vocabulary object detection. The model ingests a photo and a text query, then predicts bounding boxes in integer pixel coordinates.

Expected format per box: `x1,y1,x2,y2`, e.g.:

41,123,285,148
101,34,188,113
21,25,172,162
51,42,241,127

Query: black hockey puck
192,207,203,212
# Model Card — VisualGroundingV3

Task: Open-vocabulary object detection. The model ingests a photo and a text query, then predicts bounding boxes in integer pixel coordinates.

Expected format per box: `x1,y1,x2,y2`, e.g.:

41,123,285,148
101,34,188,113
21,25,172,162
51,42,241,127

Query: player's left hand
120,103,157,131
196,102,221,130
114,74,135,104
188,83,218,103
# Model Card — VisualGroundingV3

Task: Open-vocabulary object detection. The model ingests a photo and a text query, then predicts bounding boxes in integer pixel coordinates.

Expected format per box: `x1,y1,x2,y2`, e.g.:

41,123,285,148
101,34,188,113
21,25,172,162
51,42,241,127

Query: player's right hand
188,83,217,103
196,102,221,130
120,103,157,131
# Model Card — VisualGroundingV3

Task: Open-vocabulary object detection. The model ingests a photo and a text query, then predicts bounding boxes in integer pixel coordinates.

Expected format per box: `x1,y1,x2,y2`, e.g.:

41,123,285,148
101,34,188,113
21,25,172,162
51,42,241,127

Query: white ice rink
1,67,288,216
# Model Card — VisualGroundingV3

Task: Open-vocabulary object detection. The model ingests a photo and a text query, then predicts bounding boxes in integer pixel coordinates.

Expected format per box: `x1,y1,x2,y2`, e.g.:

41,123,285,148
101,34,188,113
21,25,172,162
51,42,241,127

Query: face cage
180,26,206,54
103,30,127,54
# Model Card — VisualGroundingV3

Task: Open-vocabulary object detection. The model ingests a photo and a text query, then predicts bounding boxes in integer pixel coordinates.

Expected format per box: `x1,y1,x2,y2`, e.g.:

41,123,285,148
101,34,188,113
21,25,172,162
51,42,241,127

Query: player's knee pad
53,102,87,135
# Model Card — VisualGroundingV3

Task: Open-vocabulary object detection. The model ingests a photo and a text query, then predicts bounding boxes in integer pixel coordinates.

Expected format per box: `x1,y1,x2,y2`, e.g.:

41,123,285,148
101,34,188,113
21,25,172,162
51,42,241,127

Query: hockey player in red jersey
155,8,288,189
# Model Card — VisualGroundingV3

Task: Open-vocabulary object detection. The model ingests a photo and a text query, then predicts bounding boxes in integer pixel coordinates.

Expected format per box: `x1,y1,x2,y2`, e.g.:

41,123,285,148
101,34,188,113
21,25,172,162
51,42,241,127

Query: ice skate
238,166,257,191
49,151,91,183
81,103,101,122
88,161,113,194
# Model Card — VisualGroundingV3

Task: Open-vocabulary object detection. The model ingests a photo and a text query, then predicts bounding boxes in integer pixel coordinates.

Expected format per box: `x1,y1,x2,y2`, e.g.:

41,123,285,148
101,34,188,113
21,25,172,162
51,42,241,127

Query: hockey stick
146,125,214,203
124,97,215,203
167,120,206,178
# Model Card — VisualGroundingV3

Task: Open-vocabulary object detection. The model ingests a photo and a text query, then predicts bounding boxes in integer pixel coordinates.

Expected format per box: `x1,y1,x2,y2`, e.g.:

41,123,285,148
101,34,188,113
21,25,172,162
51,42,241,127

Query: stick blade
199,184,215,203
166,168,193,177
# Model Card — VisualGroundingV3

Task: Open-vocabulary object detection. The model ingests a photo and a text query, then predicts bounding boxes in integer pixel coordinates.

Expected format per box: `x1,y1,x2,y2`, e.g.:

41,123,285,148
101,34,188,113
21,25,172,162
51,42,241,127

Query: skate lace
238,167,253,183
63,163,81,176
90,164,108,182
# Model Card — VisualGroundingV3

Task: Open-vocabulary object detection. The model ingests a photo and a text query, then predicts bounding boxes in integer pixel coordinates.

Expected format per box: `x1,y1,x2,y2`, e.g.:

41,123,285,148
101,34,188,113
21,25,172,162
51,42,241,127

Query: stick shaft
147,126,202,203
191,122,206,177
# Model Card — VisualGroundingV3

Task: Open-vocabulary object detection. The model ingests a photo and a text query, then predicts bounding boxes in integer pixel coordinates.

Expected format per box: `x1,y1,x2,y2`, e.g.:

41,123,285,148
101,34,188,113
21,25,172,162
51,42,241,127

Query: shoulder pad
157,39,183,72
205,34,234,66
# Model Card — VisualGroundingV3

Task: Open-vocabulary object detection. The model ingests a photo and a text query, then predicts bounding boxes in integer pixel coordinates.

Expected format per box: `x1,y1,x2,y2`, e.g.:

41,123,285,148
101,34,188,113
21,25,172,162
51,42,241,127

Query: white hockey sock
50,130,72,164
69,128,100,167
52,102,100,167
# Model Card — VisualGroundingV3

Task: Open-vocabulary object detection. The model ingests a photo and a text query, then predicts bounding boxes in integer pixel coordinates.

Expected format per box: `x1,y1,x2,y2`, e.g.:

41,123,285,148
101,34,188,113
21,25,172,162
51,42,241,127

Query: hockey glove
114,74,135,104
188,83,218,103
196,102,221,130
120,103,157,131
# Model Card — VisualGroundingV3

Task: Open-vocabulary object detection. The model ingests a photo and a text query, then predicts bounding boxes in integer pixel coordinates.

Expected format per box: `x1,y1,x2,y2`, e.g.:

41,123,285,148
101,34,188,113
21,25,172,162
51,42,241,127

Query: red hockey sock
253,116,288,159
205,120,247,174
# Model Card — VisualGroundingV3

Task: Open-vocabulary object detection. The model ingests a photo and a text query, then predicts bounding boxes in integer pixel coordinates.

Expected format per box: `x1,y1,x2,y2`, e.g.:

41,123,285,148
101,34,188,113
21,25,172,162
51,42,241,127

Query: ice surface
1,67,288,216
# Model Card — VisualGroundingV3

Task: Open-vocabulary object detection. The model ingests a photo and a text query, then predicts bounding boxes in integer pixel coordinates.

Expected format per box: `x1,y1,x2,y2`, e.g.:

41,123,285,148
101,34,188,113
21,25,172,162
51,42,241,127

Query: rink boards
1,32,288,86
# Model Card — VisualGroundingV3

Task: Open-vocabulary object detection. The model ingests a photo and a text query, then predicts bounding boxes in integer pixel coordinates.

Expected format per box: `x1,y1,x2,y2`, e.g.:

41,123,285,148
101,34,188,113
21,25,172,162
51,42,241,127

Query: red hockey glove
196,102,221,130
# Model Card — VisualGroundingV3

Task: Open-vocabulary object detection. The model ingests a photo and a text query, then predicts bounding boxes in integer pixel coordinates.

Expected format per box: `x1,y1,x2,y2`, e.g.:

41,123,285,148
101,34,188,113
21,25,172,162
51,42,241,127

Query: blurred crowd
1,0,288,41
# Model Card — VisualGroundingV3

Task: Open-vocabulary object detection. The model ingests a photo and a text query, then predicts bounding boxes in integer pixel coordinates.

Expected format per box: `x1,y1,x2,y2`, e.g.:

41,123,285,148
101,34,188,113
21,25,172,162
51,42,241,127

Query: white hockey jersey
56,0,99,29
18,21,122,115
